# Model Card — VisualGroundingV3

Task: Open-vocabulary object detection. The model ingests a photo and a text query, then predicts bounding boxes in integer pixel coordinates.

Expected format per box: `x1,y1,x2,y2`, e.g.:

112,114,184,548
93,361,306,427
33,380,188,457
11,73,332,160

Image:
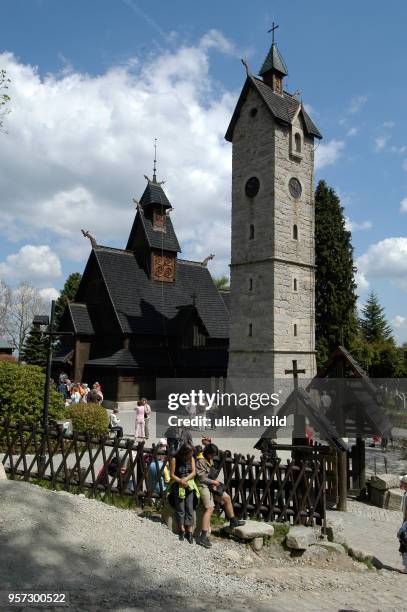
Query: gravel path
1,480,407,611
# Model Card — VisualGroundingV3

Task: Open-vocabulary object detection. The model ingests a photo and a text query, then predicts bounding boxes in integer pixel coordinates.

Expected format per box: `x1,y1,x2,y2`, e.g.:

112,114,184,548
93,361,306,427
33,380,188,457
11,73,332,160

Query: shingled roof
92,247,229,338
139,180,172,208
68,303,95,335
132,208,181,253
259,42,288,76
225,76,322,142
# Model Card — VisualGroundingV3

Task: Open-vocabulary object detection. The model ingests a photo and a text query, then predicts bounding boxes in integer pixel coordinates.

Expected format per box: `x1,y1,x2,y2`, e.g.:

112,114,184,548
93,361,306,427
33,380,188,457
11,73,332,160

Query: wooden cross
268,21,279,43
285,360,306,391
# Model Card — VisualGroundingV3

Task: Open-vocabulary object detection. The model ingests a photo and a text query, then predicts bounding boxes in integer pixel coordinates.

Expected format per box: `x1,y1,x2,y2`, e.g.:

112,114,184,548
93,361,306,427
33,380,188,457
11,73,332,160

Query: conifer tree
55,272,82,327
315,180,358,366
360,291,393,343
19,324,48,368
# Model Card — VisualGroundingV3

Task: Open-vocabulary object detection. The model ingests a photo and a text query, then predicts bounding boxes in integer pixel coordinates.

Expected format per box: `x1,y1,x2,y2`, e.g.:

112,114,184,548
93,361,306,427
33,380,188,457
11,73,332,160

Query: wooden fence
0,420,326,525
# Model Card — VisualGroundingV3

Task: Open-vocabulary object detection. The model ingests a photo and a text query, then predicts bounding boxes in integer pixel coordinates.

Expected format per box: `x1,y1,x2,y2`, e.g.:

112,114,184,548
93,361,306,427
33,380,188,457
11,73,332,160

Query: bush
67,402,109,436
0,360,64,425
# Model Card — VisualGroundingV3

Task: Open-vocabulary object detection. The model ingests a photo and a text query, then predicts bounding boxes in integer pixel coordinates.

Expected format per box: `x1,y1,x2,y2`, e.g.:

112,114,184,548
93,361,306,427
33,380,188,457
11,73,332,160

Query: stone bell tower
225,33,322,383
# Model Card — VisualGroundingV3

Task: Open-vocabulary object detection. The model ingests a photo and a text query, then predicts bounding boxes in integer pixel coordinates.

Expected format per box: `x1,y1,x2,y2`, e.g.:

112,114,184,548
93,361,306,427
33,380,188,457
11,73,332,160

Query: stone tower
225,38,322,383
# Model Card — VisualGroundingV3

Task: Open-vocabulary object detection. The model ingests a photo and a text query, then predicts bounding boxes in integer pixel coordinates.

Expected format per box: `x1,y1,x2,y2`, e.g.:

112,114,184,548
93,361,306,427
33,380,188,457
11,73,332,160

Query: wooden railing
0,420,326,525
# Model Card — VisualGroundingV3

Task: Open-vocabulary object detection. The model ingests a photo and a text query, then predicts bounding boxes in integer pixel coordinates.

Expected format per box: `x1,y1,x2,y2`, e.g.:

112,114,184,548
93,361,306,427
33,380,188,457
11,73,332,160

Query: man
142,397,152,439
195,443,244,548
109,409,123,439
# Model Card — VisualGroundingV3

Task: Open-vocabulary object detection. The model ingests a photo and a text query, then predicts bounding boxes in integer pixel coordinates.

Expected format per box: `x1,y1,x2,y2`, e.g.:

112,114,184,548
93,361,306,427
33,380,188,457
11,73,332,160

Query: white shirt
109,413,120,427
144,403,151,419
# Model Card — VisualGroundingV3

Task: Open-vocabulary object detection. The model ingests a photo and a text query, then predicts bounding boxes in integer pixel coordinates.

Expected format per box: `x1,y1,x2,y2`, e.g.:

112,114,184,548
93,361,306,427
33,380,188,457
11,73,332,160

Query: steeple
259,23,288,94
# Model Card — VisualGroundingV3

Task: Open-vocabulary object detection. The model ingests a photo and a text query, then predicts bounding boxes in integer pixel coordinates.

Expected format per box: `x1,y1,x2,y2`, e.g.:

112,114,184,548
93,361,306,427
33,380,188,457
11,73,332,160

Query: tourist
195,443,244,548
93,382,104,404
135,400,146,439
148,439,170,495
71,385,81,404
169,444,199,543
399,475,407,573
142,397,152,439
109,409,123,439
320,390,332,411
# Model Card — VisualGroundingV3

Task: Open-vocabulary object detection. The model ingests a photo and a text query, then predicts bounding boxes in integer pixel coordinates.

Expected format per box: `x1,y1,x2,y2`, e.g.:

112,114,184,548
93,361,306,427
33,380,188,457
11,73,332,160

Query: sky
0,0,406,342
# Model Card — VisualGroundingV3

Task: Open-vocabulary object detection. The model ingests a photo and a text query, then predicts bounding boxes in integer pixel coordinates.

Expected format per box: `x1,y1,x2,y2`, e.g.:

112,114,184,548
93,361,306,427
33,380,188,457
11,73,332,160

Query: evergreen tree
19,324,48,368
55,272,82,327
360,291,393,343
315,181,358,366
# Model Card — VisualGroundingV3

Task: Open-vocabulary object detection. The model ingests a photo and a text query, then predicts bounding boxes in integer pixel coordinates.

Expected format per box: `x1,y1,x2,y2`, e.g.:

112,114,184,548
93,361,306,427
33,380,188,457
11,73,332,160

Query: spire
153,137,157,183
259,23,288,94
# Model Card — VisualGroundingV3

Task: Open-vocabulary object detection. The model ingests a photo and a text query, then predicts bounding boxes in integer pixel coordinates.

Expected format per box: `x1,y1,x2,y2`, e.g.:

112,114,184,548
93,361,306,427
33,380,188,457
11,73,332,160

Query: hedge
67,402,109,436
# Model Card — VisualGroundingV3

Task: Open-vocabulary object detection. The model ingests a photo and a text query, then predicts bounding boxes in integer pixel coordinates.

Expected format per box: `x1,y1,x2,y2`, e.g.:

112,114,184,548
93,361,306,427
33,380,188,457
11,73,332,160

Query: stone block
251,537,264,551
0,462,7,481
227,520,274,540
370,474,401,491
386,488,403,511
285,526,317,550
325,513,344,543
318,542,346,555
302,545,329,560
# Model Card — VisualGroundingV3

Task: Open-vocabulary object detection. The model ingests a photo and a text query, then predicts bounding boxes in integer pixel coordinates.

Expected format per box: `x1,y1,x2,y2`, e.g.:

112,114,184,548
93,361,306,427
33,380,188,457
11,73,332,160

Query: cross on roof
268,21,279,43
285,359,306,390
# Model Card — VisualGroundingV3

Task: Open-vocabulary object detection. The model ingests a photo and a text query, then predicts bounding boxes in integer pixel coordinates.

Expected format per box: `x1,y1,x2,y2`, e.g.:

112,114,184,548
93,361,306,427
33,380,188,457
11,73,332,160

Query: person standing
135,400,146,439
169,445,198,543
398,475,407,573
142,397,152,439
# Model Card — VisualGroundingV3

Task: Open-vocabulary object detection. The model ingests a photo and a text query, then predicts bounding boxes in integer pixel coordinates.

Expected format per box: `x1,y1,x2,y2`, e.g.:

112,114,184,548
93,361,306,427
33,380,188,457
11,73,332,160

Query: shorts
199,485,225,509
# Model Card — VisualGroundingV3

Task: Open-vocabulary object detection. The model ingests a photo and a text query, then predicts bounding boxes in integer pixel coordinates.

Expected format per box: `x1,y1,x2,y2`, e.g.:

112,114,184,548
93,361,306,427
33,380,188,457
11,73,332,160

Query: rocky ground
1,480,407,611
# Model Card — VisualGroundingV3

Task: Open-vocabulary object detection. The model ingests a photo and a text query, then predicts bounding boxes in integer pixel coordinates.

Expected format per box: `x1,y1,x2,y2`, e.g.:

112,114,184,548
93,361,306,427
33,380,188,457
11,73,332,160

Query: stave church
55,34,322,409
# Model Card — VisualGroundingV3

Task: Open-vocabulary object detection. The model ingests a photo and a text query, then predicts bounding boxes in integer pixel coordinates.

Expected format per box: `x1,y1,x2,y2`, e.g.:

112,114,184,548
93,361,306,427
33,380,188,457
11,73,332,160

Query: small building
0,338,13,357
54,174,229,409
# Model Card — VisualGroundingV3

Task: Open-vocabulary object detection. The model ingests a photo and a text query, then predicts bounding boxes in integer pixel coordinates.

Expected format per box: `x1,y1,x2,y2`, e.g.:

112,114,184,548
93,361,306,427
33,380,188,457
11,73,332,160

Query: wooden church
55,168,230,408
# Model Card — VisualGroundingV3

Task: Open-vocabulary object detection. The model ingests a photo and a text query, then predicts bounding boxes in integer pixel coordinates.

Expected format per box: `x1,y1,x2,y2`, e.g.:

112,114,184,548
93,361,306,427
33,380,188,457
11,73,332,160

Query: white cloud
345,217,372,232
375,135,390,152
347,127,359,137
39,287,60,302
393,315,406,329
400,198,407,214
383,121,395,129
355,270,370,293
356,237,407,291
0,35,237,278
392,315,407,344
315,139,345,170
348,95,368,114
0,245,62,283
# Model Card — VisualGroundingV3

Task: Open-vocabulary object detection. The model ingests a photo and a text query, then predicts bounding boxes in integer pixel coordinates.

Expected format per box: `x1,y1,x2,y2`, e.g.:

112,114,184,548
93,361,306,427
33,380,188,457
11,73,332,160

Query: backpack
397,522,407,553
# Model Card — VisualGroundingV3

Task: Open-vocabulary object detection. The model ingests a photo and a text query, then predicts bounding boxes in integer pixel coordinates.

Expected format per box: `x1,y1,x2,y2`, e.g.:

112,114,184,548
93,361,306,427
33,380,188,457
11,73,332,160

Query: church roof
225,76,322,142
91,246,229,338
140,180,172,208
85,347,228,371
126,207,181,253
259,42,288,76
68,303,95,335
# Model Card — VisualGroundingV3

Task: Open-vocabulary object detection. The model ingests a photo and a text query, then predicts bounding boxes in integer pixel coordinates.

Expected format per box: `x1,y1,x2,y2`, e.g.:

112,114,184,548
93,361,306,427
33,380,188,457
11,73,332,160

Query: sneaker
178,533,185,541
229,518,245,528
196,534,212,549
185,533,194,544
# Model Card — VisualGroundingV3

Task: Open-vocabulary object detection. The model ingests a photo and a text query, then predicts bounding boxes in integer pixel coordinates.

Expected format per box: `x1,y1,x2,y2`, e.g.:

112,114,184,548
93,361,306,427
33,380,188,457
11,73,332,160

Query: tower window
295,133,302,153
249,278,253,291
293,224,298,240
293,324,298,337
249,323,253,337
249,224,255,239
250,107,258,118
293,278,298,291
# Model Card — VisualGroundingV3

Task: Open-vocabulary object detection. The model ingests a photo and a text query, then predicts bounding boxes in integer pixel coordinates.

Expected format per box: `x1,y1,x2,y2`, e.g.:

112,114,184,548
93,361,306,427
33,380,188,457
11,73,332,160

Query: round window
289,177,302,199
245,176,260,198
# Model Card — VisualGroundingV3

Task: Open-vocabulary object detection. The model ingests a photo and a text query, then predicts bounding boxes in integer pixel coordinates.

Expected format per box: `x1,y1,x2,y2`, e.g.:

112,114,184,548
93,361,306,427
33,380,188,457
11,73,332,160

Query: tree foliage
55,272,82,327
67,402,109,436
214,275,230,291
360,291,393,344
0,361,64,424
19,324,48,368
315,181,358,366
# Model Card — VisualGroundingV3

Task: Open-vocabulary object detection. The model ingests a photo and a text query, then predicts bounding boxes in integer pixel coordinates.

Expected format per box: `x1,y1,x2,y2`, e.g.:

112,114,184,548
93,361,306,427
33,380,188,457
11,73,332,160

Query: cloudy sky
0,0,406,342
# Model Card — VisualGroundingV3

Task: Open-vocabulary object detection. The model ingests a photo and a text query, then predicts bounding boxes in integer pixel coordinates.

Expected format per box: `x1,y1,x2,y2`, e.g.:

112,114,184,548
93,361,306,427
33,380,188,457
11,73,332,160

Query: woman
169,445,198,543
142,398,152,439
135,400,145,439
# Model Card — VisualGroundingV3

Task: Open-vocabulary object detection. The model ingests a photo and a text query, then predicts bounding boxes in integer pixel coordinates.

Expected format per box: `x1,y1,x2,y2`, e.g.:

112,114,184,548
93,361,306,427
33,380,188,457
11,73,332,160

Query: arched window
249,224,255,239
293,224,298,240
249,278,253,291
249,323,253,337
293,278,298,291
295,133,301,153
293,323,298,337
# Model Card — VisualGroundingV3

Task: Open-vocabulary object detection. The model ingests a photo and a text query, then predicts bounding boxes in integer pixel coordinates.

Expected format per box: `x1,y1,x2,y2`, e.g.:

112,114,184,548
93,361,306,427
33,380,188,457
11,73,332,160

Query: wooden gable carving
151,252,175,282
153,210,166,230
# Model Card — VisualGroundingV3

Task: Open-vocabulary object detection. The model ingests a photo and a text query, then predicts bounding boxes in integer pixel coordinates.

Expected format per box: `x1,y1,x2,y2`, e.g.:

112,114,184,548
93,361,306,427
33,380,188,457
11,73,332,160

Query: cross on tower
153,137,158,182
285,360,306,391
268,21,279,43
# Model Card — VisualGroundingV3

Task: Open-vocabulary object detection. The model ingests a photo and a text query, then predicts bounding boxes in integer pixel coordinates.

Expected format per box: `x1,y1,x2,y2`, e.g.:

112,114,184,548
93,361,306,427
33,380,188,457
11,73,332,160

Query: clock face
289,177,302,199
245,176,260,198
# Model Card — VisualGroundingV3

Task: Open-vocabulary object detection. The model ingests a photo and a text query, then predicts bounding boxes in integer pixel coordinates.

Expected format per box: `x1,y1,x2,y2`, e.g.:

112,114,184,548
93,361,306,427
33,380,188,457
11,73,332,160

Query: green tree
19,324,48,368
0,361,64,425
360,291,393,343
215,275,230,291
315,181,358,366
55,272,82,327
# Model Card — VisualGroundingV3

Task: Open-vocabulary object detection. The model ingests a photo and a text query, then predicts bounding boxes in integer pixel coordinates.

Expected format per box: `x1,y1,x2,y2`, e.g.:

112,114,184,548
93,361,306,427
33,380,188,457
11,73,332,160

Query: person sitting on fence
148,439,170,495
135,400,146,439
168,444,199,543
109,409,123,439
195,443,245,549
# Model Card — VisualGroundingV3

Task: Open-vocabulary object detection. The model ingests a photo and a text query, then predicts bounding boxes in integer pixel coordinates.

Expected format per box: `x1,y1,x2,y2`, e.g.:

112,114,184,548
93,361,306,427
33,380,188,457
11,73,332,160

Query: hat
159,438,167,446
400,475,407,484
